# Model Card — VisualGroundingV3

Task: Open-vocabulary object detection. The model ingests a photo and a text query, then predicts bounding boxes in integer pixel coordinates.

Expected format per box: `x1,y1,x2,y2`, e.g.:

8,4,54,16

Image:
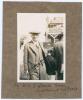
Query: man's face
31,34,39,42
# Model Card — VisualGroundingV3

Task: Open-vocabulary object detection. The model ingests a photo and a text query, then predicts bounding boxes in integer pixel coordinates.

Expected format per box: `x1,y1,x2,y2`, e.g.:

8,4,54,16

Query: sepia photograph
2,2,82,98
17,13,66,82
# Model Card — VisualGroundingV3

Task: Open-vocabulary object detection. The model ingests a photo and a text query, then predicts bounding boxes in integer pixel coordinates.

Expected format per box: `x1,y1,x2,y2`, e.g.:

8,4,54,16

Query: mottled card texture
2,2,82,99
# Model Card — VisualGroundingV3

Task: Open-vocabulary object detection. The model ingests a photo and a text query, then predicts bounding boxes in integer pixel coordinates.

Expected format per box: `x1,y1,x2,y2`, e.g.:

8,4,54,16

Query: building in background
43,17,64,50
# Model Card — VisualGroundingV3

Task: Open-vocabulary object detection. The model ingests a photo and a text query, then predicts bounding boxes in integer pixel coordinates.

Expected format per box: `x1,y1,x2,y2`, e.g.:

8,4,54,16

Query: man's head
56,32,63,41
29,32,40,42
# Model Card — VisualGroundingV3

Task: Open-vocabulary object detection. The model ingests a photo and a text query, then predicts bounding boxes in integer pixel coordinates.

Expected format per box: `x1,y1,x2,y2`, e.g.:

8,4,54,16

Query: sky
17,13,65,42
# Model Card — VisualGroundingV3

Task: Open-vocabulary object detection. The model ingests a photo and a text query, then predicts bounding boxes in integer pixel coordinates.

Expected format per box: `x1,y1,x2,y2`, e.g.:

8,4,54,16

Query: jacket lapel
29,41,37,56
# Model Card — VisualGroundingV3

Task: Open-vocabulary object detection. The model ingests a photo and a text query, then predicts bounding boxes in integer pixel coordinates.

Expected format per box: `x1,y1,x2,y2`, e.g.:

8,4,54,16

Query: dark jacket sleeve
52,42,63,73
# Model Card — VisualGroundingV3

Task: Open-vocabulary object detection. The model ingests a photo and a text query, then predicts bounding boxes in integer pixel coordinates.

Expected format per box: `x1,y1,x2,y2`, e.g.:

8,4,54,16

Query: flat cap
29,32,40,35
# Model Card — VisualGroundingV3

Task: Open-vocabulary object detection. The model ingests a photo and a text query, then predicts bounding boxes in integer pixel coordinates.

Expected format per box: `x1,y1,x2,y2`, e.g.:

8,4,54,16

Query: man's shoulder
29,40,33,43
24,41,32,47
25,40,33,45
54,41,63,48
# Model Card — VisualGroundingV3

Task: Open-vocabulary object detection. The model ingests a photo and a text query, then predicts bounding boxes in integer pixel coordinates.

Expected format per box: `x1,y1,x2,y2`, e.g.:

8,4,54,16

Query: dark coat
44,53,57,75
52,40,63,79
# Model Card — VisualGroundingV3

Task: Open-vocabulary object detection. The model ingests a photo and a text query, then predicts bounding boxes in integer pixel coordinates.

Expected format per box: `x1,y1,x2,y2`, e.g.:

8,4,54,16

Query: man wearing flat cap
52,32,64,80
22,32,48,80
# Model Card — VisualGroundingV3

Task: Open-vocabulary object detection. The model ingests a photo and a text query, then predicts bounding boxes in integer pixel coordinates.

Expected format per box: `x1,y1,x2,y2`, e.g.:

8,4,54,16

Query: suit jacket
52,40,63,79
23,40,48,80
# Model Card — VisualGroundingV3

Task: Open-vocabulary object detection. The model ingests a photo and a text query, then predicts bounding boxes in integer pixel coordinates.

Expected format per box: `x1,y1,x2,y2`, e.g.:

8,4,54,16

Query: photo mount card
2,2,82,99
